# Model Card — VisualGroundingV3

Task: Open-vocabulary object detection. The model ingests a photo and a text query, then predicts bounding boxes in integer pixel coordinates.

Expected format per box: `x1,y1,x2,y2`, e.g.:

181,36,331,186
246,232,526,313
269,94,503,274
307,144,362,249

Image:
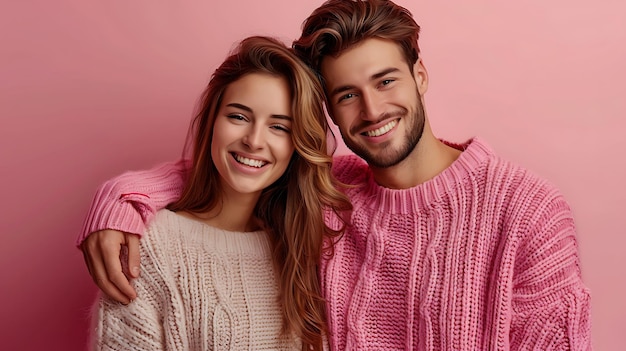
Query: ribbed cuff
75,159,190,247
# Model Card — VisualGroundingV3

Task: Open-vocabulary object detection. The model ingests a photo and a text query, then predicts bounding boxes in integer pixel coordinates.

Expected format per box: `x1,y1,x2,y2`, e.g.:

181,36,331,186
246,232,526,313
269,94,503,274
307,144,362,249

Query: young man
79,0,592,349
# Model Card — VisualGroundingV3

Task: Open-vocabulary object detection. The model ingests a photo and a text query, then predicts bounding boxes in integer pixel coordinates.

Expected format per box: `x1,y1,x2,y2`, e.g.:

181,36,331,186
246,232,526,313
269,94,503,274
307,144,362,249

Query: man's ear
413,58,429,95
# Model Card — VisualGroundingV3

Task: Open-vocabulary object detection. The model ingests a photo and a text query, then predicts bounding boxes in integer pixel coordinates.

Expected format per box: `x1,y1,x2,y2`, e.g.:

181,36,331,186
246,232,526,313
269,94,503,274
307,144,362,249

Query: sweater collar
361,137,494,213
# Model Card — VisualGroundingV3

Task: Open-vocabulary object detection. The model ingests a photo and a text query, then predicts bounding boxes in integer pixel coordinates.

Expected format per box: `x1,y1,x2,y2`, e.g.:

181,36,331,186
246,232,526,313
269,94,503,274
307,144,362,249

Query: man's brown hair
293,0,421,81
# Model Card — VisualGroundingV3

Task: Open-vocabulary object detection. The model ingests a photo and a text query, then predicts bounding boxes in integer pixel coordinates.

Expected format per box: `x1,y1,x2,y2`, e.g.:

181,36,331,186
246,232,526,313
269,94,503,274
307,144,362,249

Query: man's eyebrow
329,85,354,98
328,67,401,98
226,103,291,121
371,67,399,80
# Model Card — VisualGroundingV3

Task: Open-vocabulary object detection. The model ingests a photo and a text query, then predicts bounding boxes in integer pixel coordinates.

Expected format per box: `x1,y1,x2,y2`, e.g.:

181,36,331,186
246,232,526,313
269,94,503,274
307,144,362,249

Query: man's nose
360,90,384,121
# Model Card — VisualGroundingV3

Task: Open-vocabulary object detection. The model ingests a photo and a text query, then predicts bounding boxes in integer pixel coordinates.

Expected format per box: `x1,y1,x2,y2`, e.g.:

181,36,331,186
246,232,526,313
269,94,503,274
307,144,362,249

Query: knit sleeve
76,159,190,246
92,223,190,350
510,193,592,351
93,290,164,350
92,240,166,350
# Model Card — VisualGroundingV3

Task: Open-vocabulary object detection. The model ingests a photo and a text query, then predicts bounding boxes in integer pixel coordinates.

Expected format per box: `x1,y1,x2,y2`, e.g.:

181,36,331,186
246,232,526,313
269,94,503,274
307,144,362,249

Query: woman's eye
271,124,291,133
228,114,246,121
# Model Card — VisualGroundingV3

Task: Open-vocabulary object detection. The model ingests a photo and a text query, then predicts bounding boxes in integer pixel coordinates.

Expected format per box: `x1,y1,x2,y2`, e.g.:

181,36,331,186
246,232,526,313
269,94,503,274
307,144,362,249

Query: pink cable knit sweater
78,138,592,350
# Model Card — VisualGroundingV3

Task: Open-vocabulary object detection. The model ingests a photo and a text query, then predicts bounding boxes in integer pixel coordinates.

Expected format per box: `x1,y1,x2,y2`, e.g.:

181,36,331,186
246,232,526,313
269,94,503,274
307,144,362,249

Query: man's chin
355,149,406,169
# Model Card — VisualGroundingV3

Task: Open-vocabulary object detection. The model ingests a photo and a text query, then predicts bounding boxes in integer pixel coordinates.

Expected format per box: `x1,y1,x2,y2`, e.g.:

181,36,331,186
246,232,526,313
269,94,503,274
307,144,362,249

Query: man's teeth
365,120,397,137
234,154,267,168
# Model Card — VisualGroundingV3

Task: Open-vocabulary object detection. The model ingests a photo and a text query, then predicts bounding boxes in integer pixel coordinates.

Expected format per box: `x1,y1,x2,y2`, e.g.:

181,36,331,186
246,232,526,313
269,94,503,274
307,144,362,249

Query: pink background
1,0,624,349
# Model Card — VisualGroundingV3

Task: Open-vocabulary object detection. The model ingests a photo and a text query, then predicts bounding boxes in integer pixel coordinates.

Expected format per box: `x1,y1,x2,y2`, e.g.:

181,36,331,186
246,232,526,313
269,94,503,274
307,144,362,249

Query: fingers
125,233,141,279
101,232,138,302
81,230,136,304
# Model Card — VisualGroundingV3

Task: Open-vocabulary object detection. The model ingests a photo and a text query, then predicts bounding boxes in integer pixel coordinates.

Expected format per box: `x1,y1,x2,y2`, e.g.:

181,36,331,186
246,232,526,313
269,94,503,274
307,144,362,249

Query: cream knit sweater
92,210,299,350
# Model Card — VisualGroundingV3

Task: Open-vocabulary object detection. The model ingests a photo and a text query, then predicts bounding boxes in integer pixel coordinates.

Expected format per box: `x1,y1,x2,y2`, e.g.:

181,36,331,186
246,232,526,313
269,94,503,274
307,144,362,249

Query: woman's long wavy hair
293,0,421,79
167,36,351,351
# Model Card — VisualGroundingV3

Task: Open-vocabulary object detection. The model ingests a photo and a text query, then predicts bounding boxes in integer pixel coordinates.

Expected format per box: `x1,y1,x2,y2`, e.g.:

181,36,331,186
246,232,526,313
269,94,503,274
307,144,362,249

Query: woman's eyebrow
270,114,292,121
226,102,252,112
227,102,291,121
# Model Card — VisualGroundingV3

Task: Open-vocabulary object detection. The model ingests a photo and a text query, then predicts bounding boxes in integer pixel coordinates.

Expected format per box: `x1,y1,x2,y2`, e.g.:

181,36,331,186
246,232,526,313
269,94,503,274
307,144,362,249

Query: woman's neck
182,190,262,232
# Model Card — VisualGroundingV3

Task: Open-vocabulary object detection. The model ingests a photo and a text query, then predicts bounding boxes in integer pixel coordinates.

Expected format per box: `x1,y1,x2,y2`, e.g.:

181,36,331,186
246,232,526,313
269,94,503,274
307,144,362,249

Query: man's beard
342,95,425,169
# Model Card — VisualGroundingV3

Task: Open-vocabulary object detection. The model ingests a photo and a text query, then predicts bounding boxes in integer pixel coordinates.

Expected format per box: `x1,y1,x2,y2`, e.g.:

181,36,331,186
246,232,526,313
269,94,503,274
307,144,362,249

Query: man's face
321,38,428,168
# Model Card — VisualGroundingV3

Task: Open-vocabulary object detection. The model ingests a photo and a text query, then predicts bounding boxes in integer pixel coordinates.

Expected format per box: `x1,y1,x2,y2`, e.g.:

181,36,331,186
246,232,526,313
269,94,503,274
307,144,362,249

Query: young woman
91,36,351,351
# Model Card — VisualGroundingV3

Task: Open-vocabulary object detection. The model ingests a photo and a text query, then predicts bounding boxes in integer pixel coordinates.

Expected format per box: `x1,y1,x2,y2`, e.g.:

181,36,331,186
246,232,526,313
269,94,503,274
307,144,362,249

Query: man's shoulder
466,138,555,190
485,153,557,193
463,138,569,209
477,152,573,226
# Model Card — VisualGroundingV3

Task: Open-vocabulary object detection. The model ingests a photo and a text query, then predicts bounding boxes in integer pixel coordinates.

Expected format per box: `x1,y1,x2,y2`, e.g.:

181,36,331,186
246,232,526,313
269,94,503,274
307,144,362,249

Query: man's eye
338,93,355,103
381,79,394,86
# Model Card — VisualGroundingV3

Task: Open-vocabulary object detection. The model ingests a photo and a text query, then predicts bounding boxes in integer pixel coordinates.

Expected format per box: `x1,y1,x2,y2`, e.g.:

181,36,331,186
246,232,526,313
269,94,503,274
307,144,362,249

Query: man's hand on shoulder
81,230,140,304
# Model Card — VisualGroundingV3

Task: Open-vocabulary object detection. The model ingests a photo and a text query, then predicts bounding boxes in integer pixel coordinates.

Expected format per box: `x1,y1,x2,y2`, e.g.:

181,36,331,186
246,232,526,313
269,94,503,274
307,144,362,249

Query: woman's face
211,73,295,198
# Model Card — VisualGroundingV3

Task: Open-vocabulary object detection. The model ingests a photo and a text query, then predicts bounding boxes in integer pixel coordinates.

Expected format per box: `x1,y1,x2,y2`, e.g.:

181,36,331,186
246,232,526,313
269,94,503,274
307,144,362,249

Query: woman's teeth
234,154,267,168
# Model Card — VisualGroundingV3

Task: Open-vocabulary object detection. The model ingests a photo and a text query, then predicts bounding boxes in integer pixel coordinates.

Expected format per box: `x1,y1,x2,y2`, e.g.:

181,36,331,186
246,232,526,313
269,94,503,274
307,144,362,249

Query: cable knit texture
79,138,592,350
322,139,591,350
92,210,299,351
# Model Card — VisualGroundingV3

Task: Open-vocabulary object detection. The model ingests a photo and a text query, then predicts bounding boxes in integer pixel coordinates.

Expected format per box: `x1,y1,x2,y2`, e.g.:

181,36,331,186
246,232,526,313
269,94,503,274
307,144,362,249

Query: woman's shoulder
143,209,191,248
145,210,272,257
147,209,183,232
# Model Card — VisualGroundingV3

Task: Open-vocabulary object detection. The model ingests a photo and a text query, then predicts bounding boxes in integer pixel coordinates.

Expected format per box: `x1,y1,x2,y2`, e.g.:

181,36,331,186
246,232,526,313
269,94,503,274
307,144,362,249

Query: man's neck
370,133,462,190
